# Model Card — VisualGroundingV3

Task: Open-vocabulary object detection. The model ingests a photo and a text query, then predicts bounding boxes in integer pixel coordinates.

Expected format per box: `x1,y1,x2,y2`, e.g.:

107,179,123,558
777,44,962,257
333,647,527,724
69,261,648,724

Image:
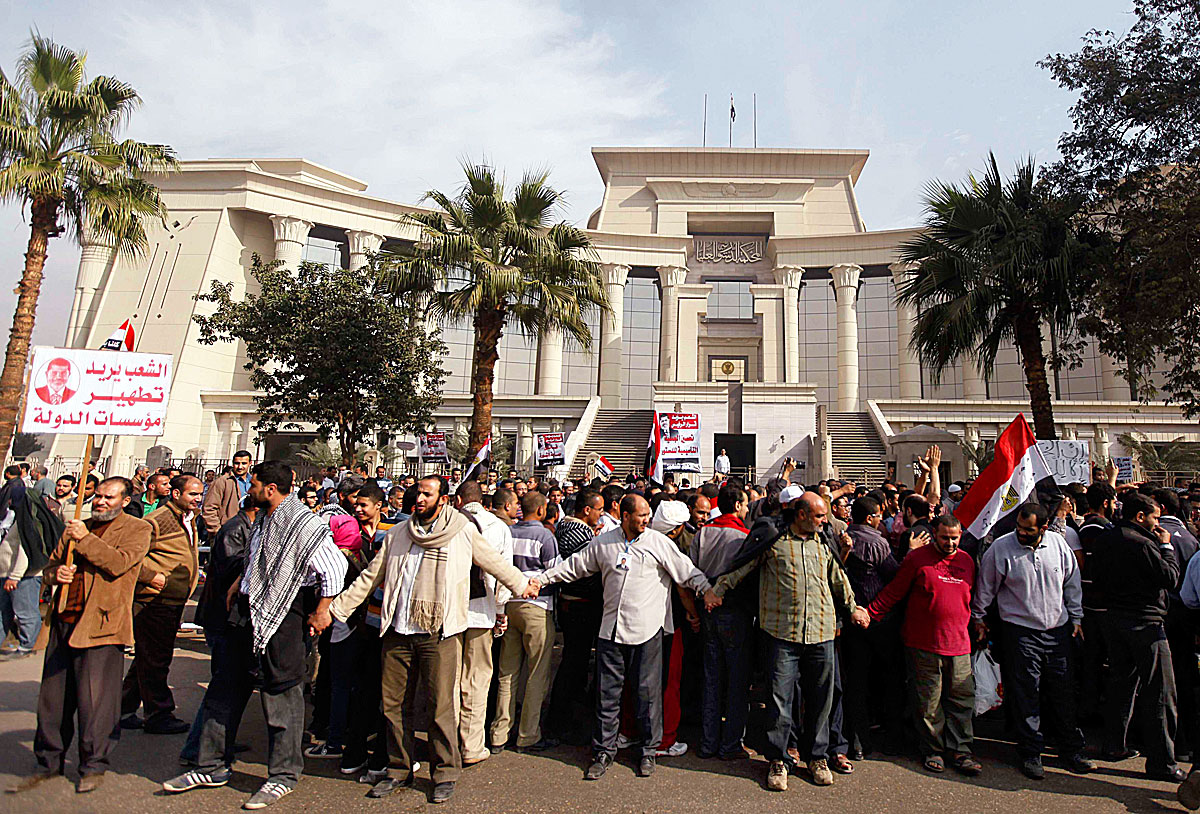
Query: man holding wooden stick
8,475,151,795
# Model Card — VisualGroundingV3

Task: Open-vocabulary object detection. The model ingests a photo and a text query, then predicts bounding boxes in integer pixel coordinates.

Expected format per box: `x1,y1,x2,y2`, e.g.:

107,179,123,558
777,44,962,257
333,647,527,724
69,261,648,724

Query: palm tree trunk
469,305,504,466
0,199,57,455
1014,312,1057,440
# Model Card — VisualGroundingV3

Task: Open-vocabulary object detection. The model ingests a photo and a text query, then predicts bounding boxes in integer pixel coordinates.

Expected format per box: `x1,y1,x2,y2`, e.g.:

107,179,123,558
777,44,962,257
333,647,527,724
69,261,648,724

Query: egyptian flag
594,455,614,480
463,435,490,482
643,411,663,483
955,414,1053,539
101,319,135,351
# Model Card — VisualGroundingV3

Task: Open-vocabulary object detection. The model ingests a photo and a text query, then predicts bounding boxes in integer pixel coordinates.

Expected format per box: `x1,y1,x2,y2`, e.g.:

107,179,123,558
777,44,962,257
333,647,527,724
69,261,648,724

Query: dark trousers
120,598,185,725
380,630,462,784
548,596,601,740
34,620,124,776
1167,604,1198,758
1102,614,1178,773
1001,621,1086,758
308,627,332,738
339,627,387,772
764,635,834,764
699,604,752,757
180,629,239,764
197,618,306,787
841,615,905,754
594,631,663,759
1078,609,1107,720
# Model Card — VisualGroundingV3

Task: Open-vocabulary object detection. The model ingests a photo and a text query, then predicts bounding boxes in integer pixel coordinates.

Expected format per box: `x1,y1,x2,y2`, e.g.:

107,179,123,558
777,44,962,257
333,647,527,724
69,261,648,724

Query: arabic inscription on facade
693,238,764,264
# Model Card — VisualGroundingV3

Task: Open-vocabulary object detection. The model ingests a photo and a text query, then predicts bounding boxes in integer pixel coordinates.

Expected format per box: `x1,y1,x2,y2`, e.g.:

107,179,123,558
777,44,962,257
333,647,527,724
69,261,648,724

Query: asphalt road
0,628,1192,813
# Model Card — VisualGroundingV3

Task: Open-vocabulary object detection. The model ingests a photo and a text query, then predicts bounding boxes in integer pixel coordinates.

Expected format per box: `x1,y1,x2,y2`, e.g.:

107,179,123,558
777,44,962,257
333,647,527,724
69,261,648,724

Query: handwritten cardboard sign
21,346,172,436
1036,439,1092,486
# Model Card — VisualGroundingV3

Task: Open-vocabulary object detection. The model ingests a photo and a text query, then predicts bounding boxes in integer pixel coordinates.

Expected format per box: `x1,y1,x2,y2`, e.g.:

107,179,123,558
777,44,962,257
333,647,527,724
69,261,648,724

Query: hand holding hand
307,607,332,636
972,618,989,643
522,579,541,599
702,589,722,612
850,607,870,628
65,519,88,542
3,578,16,592
1072,623,1084,640
149,572,167,590
55,564,76,585
493,614,508,636
686,611,701,633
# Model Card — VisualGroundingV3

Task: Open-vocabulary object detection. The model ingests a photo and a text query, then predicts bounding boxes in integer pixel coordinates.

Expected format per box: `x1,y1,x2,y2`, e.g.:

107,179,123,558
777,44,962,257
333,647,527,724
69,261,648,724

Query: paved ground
0,628,1193,814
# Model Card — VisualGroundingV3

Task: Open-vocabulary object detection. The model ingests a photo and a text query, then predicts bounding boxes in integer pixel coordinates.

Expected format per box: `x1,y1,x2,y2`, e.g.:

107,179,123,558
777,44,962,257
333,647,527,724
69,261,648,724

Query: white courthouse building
49,147,1198,482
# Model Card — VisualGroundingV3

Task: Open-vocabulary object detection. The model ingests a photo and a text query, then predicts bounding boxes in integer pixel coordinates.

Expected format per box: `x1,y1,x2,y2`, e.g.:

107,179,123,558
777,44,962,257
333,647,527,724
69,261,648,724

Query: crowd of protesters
7,448,1200,810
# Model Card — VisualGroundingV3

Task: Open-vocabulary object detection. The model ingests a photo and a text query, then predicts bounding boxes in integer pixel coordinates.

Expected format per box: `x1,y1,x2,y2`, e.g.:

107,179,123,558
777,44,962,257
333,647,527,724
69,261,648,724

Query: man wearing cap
532,494,714,782
707,487,868,791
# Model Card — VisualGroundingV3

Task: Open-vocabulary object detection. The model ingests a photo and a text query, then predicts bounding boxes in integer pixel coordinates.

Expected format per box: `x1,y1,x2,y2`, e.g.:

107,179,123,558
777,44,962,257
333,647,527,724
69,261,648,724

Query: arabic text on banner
420,432,449,462
535,432,566,467
658,412,702,473
21,346,173,436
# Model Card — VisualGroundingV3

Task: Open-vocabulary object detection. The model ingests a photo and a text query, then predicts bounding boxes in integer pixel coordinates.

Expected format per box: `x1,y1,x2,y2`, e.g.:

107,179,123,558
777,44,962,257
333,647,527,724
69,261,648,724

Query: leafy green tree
896,154,1094,439
193,255,446,467
378,162,608,464
0,34,176,452
1041,0,1200,412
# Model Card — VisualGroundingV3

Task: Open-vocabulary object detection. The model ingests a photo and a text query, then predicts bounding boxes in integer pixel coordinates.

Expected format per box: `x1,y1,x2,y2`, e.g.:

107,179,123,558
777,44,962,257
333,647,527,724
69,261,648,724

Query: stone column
347,230,384,271
67,225,117,348
964,424,981,476
831,263,863,411
773,265,804,383
962,359,987,401
269,215,313,269
518,419,534,472
1093,424,1110,463
656,265,687,381
1099,352,1126,401
888,262,921,399
675,284,713,382
750,284,784,383
1041,325,1058,400
536,328,563,396
598,264,630,408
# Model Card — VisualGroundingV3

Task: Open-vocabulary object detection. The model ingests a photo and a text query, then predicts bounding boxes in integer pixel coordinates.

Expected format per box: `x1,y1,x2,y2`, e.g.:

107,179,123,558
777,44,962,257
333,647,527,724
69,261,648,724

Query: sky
0,0,1135,345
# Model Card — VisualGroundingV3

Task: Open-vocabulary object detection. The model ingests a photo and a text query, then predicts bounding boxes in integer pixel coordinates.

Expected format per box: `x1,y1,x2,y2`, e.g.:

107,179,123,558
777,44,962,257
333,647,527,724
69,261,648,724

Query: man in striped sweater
490,491,560,753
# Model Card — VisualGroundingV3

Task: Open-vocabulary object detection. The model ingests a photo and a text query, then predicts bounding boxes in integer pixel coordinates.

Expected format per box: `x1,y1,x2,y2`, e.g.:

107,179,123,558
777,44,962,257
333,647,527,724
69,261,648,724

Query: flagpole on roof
729,94,735,148
753,93,757,148
702,93,707,147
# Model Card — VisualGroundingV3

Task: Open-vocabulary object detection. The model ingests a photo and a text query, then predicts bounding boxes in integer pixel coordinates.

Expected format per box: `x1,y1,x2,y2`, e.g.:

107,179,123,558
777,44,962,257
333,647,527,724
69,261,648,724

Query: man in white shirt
714,449,731,478
455,481,514,765
533,493,716,781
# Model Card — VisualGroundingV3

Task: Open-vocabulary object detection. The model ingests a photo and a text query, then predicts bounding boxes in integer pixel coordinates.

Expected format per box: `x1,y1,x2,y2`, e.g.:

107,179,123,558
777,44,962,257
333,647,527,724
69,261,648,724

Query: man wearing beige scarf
314,475,534,805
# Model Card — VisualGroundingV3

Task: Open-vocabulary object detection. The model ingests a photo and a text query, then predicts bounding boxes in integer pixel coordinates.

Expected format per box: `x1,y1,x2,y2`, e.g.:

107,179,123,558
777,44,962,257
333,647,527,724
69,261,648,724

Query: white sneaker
656,741,688,758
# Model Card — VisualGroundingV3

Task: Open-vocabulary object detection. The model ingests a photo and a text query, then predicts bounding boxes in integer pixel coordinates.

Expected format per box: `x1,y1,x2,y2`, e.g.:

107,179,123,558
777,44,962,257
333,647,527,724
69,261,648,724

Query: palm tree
1118,433,1200,476
0,35,176,453
378,162,609,462
895,154,1091,439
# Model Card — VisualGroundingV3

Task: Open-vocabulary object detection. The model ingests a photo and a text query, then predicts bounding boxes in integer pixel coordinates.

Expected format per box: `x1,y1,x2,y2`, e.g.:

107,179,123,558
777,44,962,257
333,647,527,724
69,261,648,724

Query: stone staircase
569,409,655,480
827,411,888,485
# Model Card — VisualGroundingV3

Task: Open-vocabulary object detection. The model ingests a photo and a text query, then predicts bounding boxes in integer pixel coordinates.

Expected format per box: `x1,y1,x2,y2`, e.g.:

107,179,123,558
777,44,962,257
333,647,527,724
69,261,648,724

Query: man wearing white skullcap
532,493,717,782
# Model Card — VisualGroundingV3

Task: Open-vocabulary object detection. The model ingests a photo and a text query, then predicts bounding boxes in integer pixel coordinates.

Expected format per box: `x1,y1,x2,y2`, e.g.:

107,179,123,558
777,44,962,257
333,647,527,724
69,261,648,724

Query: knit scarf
404,506,468,634
708,513,749,534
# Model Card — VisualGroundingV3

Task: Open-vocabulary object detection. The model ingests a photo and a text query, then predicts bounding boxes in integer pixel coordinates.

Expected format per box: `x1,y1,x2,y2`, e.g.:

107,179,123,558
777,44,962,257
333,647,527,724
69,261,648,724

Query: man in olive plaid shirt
710,487,867,791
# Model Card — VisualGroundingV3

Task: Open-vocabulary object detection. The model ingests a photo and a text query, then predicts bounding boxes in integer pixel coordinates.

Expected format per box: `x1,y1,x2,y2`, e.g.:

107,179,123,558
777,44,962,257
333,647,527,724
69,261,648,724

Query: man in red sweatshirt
867,514,981,777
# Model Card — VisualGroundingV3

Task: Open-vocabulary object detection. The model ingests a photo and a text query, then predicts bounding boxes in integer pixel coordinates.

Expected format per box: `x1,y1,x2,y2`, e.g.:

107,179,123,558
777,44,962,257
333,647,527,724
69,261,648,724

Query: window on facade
302,233,348,269
707,280,753,320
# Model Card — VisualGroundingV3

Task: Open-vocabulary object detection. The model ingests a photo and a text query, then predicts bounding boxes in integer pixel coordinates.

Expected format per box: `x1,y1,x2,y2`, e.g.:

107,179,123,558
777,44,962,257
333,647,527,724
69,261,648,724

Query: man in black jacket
1077,482,1116,721
178,498,258,766
1092,492,1183,779
1156,488,1200,761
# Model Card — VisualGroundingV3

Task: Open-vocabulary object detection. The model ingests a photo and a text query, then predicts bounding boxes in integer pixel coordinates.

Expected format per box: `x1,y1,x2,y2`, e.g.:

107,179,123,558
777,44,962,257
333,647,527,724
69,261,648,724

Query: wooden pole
64,433,93,567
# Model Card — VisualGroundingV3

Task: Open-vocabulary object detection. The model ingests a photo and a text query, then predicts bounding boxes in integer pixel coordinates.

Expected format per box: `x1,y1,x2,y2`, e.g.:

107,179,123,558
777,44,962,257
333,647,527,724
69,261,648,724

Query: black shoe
849,748,865,762
119,714,143,730
431,782,455,804
1101,748,1140,761
488,744,506,755
719,747,750,761
521,738,559,752
1065,753,1096,774
1020,757,1045,780
637,756,655,777
367,773,414,798
144,715,190,735
585,752,613,780
1148,767,1188,782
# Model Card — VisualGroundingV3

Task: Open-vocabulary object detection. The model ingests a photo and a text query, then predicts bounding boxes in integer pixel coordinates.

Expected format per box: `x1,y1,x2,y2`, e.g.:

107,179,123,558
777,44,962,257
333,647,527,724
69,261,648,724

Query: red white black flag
954,414,1052,538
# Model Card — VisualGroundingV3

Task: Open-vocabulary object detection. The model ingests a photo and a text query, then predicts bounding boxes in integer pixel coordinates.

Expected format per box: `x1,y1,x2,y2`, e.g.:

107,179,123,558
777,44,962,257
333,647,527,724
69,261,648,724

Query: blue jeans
1,574,42,650
180,629,233,764
765,635,834,763
700,604,752,756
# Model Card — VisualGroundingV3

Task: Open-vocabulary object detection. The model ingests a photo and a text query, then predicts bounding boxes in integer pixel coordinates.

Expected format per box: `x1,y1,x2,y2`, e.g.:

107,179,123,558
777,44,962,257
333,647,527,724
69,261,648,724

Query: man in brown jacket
201,451,252,535
120,474,203,734
9,477,151,795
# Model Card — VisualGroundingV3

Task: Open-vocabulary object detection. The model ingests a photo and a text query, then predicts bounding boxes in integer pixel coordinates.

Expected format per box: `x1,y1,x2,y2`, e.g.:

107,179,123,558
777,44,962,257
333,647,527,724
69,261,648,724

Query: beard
415,502,442,522
92,506,123,522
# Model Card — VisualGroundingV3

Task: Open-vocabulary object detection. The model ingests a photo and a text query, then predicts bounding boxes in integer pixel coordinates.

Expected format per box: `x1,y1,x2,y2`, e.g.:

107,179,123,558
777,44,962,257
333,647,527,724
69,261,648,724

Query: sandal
830,754,854,774
952,754,983,776
924,755,945,773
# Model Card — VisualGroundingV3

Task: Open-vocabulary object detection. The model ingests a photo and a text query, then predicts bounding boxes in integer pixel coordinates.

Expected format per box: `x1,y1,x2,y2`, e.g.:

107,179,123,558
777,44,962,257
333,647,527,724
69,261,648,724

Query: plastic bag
972,647,1003,715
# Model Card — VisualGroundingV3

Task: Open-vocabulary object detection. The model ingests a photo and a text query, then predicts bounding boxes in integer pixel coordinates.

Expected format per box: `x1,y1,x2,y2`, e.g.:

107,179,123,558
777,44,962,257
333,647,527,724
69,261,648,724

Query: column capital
80,220,117,250
888,260,919,287
347,230,384,256
772,265,805,290
830,263,862,304
600,263,630,287
269,215,313,244
656,265,688,289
